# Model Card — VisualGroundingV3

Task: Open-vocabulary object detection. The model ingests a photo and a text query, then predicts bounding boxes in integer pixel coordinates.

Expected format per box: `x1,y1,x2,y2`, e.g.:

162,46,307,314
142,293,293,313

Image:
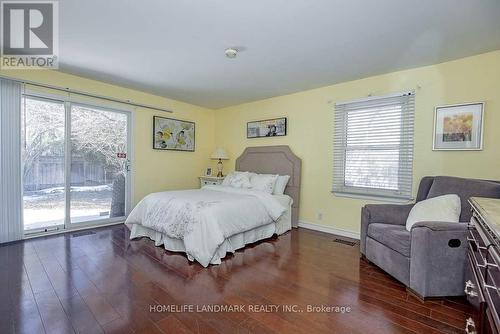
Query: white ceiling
59,0,500,109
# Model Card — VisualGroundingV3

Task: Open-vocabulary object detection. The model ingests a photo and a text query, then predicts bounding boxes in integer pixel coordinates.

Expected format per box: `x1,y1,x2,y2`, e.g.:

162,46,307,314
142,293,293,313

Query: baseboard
298,220,360,240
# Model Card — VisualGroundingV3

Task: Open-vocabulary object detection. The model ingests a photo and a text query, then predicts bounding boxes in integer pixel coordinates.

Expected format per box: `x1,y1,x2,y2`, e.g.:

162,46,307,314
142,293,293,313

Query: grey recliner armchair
360,176,500,299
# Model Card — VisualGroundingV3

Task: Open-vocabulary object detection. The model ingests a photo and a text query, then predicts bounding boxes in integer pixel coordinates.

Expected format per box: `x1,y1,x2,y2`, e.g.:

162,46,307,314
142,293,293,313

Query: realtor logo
1,1,58,69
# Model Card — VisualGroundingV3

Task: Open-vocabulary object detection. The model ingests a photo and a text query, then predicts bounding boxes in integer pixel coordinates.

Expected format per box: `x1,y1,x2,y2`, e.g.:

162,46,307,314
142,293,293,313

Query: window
333,92,415,200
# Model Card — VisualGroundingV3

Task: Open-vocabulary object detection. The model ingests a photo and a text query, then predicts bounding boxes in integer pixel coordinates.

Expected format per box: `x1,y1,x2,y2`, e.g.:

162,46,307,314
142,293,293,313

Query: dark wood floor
0,224,470,334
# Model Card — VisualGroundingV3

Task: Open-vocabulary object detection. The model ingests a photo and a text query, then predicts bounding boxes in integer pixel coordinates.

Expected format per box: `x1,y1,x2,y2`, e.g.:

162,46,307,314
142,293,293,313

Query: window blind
0,79,24,243
333,92,415,200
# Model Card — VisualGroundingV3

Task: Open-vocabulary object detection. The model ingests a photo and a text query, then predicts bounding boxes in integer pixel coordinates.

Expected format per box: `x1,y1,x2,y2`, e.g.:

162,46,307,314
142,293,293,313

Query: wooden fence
24,156,109,191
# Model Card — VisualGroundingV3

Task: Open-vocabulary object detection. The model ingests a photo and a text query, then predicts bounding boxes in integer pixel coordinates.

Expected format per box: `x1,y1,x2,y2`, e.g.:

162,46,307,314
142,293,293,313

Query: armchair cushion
427,176,500,222
360,203,413,255
368,223,411,257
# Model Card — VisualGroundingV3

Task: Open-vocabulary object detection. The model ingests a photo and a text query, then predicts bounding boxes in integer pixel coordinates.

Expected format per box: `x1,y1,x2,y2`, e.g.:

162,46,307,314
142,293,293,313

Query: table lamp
211,148,229,177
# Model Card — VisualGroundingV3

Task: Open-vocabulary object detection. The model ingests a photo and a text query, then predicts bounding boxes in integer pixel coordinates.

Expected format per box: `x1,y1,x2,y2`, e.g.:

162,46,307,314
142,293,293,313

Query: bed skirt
127,202,292,265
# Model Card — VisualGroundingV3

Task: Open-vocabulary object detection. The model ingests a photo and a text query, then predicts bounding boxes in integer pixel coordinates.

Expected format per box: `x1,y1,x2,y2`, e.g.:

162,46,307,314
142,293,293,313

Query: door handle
465,317,477,334
464,280,478,297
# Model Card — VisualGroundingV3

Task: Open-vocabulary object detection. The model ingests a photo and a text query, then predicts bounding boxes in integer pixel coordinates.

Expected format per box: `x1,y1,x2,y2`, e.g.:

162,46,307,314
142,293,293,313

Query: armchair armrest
409,221,468,297
411,221,468,232
360,203,414,255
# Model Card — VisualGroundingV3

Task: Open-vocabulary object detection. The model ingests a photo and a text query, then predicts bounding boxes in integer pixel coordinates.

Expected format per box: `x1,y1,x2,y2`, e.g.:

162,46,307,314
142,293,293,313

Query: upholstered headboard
235,145,301,227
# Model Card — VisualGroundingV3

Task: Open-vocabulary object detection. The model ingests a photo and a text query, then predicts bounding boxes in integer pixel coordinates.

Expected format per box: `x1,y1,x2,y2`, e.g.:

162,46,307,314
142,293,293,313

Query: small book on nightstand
198,176,225,187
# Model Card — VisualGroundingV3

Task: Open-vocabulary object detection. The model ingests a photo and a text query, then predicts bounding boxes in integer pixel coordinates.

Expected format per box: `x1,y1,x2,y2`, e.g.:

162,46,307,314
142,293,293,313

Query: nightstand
199,176,225,187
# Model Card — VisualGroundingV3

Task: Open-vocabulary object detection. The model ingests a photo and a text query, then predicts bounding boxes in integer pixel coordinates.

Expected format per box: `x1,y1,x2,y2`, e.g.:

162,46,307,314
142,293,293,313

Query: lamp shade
211,148,229,160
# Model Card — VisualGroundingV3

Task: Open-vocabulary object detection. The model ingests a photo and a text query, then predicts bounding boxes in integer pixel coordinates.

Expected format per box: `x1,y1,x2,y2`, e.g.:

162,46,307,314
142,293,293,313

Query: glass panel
344,105,402,191
22,97,66,231
345,149,400,190
346,106,402,146
70,105,128,224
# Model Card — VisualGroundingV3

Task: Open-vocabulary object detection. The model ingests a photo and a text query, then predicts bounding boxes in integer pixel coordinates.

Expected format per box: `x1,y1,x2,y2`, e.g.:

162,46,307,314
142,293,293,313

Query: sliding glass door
22,95,131,234
22,97,66,232
69,104,129,225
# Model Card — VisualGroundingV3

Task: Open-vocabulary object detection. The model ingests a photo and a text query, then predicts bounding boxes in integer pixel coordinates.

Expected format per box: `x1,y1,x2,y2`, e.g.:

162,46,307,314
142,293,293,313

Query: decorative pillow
273,175,290,195
222,172,252,188
250,174,279,194
426,176,500,222
221,171,244,185
405,194,461,231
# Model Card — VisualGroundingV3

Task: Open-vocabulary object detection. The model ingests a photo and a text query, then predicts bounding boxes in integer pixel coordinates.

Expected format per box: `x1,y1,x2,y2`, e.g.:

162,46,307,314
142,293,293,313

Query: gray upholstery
235,145,301,227
410,221,468,297
360,203,413,255
426,176,500,222
366,237,410,285
361,175,500,298
411,220,470,231
368,223,410,257
415,176,435,202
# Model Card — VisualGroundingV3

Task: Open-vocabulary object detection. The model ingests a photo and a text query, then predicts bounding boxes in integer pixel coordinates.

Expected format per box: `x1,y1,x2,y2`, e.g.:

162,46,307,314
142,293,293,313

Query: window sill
331,191,413,204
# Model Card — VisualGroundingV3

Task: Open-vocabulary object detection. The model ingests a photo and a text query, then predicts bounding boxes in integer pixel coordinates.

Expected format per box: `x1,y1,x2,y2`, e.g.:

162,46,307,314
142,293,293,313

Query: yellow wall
4,50,500,234
0,70,216,205
214,50,500,234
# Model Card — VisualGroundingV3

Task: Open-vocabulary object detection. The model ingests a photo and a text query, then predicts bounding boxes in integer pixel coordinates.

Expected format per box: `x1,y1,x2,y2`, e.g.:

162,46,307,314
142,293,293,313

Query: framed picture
433,103,484,151
247,117,287,138
153,116,195,151
205,167,212,176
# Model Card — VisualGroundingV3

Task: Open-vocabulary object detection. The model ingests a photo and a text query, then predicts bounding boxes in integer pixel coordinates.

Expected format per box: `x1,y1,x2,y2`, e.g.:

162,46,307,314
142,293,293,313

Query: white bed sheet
126,187,292,266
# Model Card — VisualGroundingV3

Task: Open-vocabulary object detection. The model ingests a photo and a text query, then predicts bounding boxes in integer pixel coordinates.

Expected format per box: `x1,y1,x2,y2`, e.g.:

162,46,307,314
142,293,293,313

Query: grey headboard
235,145,301,228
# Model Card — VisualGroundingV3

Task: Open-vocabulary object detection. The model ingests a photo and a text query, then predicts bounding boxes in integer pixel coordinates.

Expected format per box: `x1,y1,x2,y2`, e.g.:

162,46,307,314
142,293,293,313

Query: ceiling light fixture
225,48,238,59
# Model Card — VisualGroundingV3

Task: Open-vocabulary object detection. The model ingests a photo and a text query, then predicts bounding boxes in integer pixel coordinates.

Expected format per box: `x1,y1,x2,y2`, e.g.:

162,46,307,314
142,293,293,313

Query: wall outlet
317,212,323,220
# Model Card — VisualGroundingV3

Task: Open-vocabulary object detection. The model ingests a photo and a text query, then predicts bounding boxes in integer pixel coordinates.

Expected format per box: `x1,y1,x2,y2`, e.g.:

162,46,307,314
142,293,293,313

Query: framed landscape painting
153,116,195,151
433,102,484,151
247,117,287,138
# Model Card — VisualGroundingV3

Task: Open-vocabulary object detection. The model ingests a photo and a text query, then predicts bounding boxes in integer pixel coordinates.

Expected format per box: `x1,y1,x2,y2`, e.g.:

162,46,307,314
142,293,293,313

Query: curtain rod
0,74,173,113
335,90,414,107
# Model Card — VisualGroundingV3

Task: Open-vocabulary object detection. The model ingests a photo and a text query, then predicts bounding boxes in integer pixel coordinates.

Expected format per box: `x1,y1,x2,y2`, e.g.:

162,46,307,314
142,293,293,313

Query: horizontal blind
333,92,415,200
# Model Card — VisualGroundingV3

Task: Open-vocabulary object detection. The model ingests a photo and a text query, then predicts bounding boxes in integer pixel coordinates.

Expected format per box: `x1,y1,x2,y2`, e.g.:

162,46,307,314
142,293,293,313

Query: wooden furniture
466,197,500,334
235,145,301,227
198,175,225,187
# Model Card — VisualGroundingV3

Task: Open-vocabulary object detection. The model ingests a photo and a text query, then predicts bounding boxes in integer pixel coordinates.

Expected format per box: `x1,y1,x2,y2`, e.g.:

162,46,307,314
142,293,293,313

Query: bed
125,145,301,267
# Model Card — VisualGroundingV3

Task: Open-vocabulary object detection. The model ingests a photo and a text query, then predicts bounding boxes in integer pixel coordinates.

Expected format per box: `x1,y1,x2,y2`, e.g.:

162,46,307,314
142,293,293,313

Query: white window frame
332,91,415,202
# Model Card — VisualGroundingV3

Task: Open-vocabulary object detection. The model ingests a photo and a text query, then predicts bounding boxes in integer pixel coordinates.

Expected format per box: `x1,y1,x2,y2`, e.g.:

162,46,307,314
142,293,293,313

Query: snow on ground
23,185,114,230
24,184,112,199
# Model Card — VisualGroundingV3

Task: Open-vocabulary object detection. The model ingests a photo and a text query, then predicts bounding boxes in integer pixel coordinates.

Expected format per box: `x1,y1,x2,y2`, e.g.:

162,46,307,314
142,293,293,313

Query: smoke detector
225,48,238,59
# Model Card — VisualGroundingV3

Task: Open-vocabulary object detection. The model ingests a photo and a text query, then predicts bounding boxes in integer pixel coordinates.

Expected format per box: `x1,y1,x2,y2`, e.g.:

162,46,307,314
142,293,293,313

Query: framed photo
433,103,484,151
153,116,195,151
247,117,287,138
205,167,212,176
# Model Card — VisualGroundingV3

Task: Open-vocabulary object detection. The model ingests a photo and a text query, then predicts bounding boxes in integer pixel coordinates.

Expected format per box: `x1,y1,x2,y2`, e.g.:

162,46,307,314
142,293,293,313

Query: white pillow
405,194,461,231
273,175,290,195
229,171,257,178
221,172,252,188
250,174,279,194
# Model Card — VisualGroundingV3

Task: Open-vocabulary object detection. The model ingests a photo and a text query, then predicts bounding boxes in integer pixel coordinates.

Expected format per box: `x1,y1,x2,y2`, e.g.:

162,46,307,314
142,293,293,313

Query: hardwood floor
0,225,470,334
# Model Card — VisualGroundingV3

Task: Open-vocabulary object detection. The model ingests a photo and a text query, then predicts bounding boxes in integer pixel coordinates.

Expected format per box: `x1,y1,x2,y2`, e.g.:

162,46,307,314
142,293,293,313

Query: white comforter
125,185,286,267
